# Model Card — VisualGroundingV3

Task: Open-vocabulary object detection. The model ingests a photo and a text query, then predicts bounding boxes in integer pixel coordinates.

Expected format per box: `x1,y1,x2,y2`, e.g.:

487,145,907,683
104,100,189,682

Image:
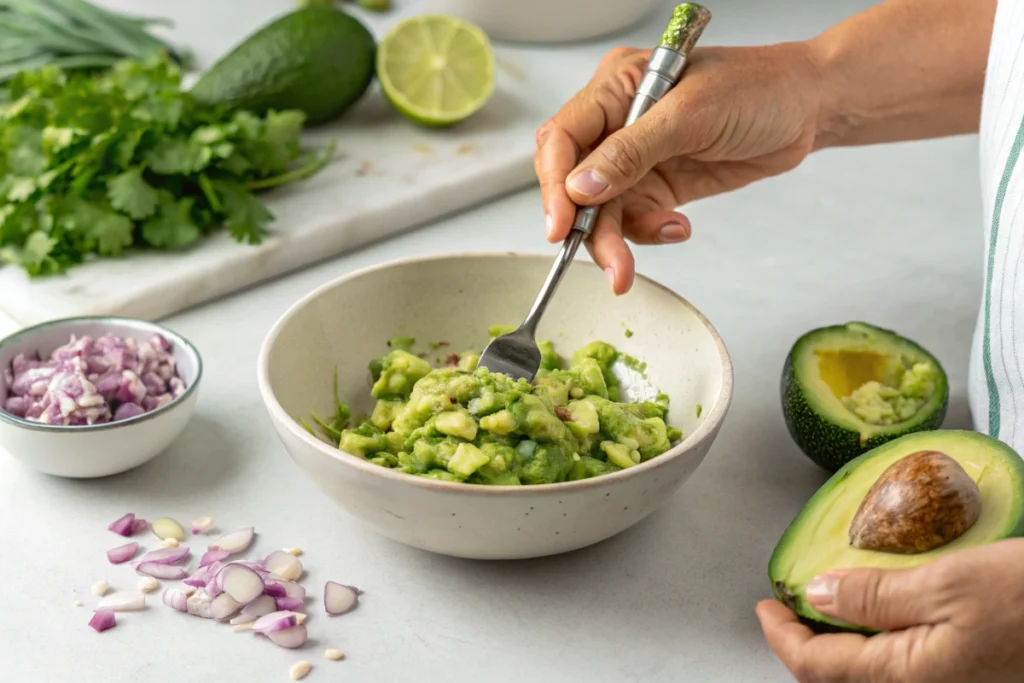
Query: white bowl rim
0,315,203,433
257,251,734,496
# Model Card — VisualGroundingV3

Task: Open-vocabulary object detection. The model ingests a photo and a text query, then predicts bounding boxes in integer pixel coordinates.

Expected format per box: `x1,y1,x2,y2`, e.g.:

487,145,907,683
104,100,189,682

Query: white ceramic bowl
0,317,202,478
424,0,662,43
258,253,732,559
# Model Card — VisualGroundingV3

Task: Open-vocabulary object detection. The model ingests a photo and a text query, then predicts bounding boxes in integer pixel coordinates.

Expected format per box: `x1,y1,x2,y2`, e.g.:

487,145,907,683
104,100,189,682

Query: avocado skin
779,322,949,473
191,6,376,125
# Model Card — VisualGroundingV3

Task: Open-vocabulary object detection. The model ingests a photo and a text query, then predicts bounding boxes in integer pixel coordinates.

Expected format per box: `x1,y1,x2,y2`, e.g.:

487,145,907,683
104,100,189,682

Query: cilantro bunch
0,55,334,276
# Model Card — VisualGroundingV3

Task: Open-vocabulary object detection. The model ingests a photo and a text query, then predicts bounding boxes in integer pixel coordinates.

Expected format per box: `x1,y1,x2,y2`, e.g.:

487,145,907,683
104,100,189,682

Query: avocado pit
848,449,982,554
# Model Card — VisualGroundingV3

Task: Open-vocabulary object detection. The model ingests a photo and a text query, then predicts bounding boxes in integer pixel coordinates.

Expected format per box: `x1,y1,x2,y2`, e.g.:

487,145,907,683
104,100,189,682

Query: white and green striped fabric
970,0,1024,453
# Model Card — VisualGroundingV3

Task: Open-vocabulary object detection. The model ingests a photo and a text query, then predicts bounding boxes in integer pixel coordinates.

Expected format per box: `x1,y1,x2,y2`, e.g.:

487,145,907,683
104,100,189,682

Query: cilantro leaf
215,181,271,245
56,198,134,257
107,168,159,220
142,192,200,248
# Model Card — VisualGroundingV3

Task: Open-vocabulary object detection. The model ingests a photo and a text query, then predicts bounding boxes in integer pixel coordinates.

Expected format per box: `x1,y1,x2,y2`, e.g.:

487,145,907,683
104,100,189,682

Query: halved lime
376,14,495,127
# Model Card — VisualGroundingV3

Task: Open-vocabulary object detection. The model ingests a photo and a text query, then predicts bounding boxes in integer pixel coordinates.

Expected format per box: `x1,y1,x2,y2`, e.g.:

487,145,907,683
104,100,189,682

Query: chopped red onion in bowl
2,332,187,427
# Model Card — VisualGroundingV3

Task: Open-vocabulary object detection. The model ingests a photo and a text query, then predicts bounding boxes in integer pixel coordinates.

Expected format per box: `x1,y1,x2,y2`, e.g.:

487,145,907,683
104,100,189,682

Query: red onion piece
184,564,213,588
190,516,214,534
107,513,135,536
241,594,277,618
324,582,360,616
268,580,305,600
136,545,189,565
130,518,150,534
218,564,265,605
208,527,254,555
186,588,213,618
162,588,188,613
210,593,242,620
263,550,302,581
135,562,188,580
267,624,307,649
234,561,270,578
106,542,139,564
251,611,302,634
262,582,286,598
275,596,303,611
229,613,256,625
96,593,146,612
199,549,229,567
89,608,116,632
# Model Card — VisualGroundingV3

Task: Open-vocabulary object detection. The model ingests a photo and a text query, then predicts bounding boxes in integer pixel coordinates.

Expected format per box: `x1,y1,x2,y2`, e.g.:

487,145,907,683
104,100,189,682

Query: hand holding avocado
756,537,1024,683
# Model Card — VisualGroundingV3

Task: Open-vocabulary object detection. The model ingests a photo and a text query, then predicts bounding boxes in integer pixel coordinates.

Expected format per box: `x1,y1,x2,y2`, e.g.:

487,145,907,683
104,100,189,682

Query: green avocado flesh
769,430,1024,633
781,322,949,472
191,6,376,125
305,332,682,486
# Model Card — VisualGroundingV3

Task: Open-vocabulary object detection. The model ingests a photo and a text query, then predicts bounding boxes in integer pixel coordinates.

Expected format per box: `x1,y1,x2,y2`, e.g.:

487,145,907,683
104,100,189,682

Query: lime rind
377,14,495,127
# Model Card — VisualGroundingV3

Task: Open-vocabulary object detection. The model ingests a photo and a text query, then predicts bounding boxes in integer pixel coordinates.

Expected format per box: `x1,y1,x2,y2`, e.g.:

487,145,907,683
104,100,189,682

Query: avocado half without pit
768,430,1024,633
781,321,950,472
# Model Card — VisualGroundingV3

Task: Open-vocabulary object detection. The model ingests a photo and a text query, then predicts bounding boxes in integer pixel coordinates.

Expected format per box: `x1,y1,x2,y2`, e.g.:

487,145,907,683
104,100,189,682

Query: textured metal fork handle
569,45,691,237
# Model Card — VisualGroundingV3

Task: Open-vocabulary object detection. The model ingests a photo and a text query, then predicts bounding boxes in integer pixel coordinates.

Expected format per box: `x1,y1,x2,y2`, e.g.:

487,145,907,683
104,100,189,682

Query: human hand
534,41,825,294
755,538,1024,682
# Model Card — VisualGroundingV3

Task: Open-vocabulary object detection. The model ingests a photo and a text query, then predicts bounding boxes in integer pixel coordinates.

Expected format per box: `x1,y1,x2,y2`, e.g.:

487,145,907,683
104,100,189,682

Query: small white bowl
258,252,733,560
424,0,662,43
0,317,202,478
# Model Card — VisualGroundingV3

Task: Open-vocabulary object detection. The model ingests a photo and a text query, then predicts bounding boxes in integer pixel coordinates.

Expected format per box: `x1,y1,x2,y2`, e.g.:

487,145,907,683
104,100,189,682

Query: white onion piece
136,562,188,580
162,588,188,613
219,564,265,604
241,594,277,618
229,613,256,625
186,588,213,618
210,593,242,620
324,582,360,616
96,593,146,612
136,545,189,565
263,550,302,581
267,624,307,649
208,527,254,554
251,610,303,634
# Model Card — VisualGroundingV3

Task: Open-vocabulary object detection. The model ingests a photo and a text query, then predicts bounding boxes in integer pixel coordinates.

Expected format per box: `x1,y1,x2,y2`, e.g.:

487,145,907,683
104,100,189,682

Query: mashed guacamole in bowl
305,329,682,486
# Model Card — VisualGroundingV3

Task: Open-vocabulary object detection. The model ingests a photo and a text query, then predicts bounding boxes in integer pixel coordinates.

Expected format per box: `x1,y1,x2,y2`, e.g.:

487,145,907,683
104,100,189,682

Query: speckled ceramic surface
258,252,733,559
0,317,202,478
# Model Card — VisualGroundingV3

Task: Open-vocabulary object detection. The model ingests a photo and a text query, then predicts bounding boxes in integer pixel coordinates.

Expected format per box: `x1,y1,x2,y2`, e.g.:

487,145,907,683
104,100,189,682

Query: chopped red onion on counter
210,593,242,620
241,594,277,618
130,518,150,534
106,542,139,564
199,549,229,567
162,588,188,613
135,562,189,580
208,527,254,555
107,513,136,536
190,516,214,534
267,624,308,649
89,608,116,633
263,550,303,581
2,333,185,426
252,610,304,634
135,545,190,565
275,596,304,611
96,593,146,612
324,582,360,616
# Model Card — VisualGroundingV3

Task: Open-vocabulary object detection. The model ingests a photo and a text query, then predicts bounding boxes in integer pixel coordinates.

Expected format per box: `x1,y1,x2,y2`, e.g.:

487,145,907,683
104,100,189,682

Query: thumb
806,565,950,632
564,102,685,205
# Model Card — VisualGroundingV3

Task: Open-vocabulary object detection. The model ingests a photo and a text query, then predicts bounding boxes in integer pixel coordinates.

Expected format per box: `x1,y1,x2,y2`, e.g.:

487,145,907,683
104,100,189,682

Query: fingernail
568,169,608,197
545,213,554,240
604,267,615,288
658,223,689,243
805,572,842,610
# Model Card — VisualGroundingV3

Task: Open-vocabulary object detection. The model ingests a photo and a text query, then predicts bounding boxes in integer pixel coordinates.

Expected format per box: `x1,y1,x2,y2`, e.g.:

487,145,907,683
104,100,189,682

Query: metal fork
477,3,712,385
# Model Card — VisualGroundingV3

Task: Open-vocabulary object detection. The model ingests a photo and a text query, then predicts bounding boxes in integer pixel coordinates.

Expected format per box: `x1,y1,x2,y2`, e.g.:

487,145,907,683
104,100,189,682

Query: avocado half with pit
768,429,1024,633
781,321,949,472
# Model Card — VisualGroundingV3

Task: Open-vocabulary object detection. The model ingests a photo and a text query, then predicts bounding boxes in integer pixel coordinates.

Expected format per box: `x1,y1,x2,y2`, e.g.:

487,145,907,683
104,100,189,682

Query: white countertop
0,1,987,681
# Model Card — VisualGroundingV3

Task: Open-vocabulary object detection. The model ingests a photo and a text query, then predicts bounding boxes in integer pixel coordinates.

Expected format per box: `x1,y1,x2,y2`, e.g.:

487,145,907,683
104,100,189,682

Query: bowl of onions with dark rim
257,252,733,560
0,316,202,478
